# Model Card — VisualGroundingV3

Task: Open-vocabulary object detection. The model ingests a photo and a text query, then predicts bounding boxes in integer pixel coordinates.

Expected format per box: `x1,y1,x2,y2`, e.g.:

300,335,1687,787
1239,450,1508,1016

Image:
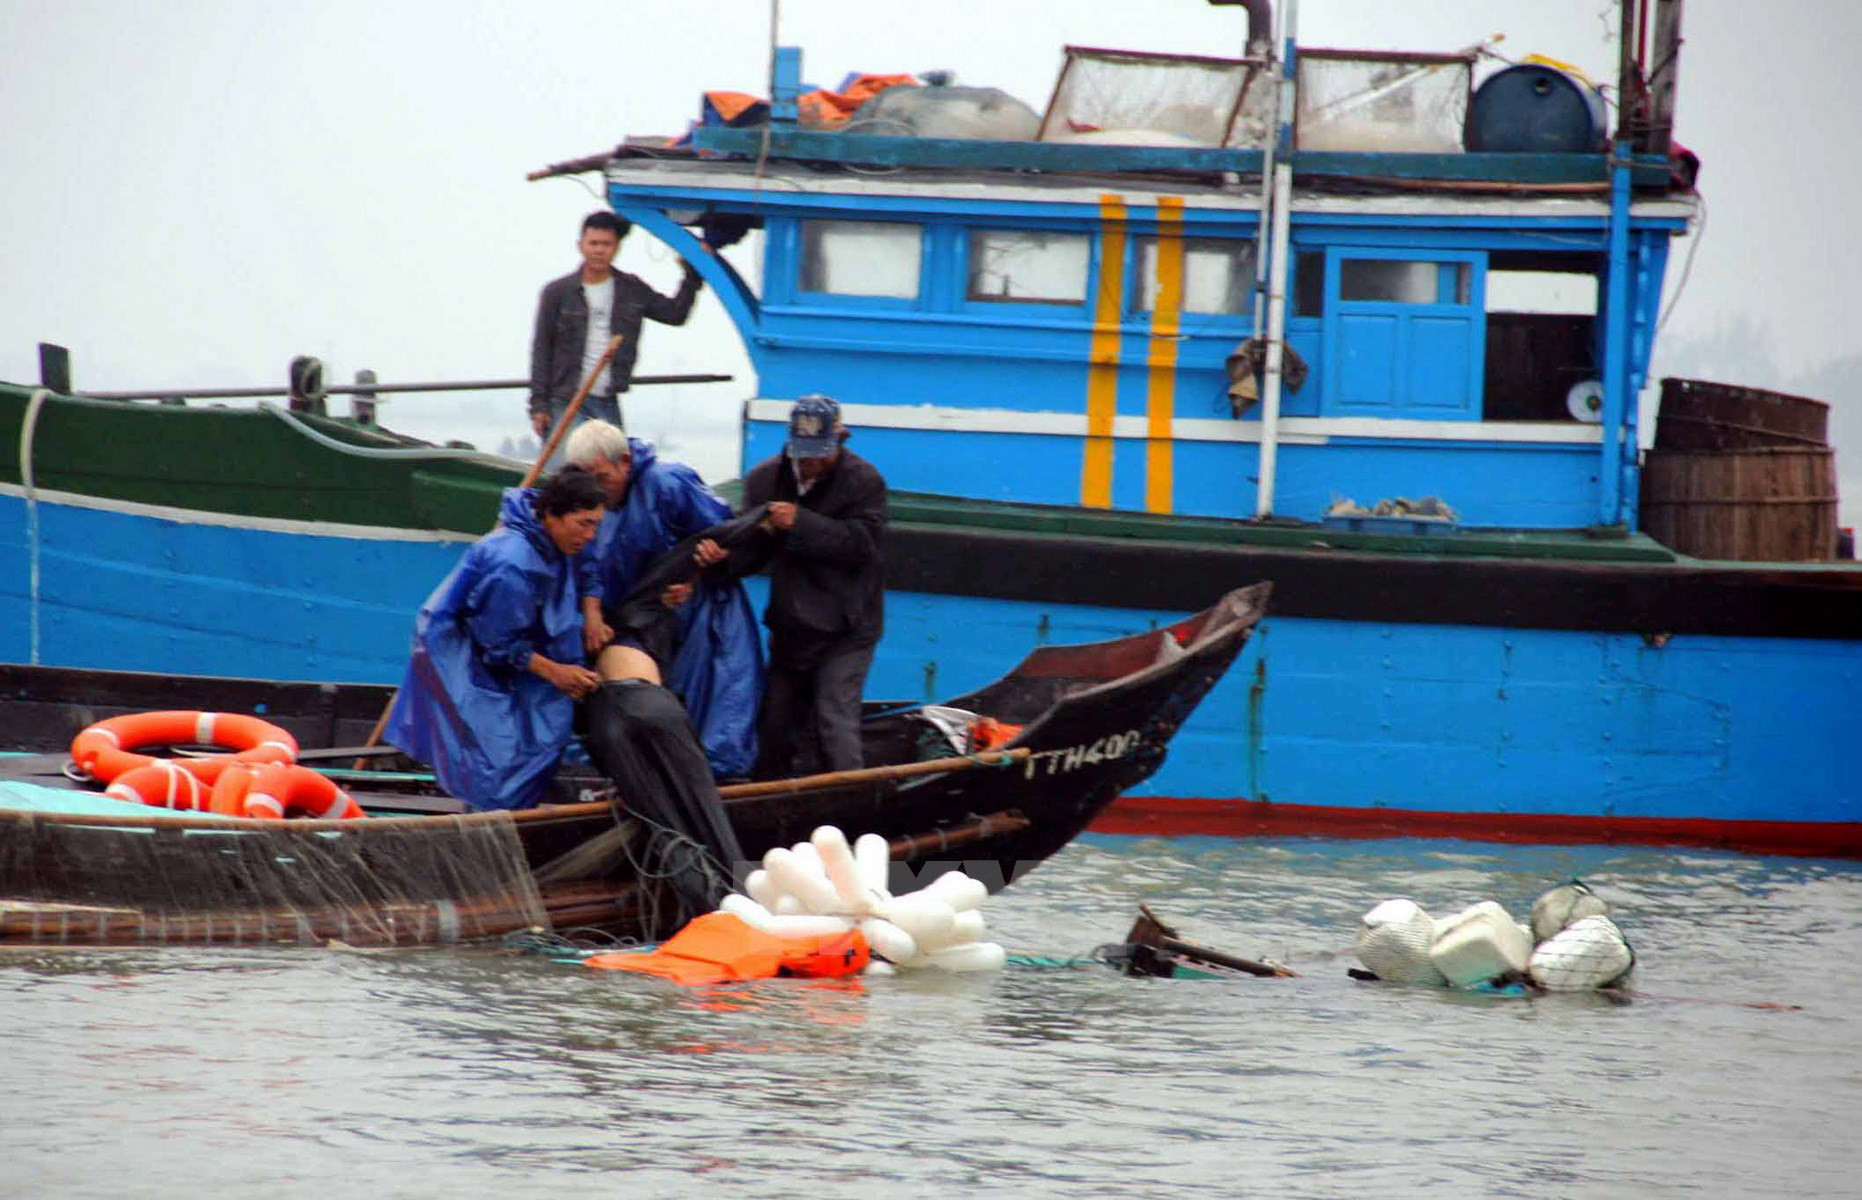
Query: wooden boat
0,585,1267,948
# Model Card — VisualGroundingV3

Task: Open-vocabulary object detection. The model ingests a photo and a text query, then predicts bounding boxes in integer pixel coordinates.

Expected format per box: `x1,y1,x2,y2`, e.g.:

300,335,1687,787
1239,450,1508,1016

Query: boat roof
604,153,1696,224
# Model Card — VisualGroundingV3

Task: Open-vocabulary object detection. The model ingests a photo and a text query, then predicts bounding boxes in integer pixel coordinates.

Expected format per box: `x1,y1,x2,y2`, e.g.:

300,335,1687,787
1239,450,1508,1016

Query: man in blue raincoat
565,420,763,779
383,469,606,810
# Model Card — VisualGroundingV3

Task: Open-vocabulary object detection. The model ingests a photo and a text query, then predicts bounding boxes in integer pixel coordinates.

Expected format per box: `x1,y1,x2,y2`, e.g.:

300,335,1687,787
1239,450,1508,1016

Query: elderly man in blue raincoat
566,420,763,779
383,469,606,810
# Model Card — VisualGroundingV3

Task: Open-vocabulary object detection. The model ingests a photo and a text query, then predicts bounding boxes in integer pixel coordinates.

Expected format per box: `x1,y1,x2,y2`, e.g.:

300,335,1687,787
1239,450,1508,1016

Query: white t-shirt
581,278,615,395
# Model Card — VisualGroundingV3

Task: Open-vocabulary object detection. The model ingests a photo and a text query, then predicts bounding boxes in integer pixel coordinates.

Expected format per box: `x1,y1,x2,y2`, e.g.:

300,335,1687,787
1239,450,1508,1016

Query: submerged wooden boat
0,585,1267,948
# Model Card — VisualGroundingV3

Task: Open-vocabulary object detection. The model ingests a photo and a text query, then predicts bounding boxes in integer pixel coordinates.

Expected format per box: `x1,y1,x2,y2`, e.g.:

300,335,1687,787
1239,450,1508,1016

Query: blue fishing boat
3,0,1857,856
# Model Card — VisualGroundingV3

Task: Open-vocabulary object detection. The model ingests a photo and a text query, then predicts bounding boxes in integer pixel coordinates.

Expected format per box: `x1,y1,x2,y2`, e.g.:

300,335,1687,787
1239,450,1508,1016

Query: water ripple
3,837,1859,1196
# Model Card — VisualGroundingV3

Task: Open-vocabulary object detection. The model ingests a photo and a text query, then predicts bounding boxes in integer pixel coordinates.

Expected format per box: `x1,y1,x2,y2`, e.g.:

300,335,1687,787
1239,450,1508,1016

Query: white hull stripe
743,399,1605,447
0,482,481,542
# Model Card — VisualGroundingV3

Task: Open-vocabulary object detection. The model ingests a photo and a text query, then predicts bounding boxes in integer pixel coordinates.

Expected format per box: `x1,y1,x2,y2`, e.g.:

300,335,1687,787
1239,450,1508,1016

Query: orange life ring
71,711,299,785
105,760,213,812
106,759,361,821
238,762,363,821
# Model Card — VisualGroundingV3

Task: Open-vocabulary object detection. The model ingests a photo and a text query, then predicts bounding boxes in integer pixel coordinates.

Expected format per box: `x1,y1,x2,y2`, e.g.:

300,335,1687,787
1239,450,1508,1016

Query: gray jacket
527,265,701,415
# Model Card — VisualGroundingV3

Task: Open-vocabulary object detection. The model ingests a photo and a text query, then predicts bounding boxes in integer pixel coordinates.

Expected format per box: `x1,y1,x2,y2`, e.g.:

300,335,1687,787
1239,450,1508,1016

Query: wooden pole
352,336,624,765
523,334,623,486
718,748,1030,800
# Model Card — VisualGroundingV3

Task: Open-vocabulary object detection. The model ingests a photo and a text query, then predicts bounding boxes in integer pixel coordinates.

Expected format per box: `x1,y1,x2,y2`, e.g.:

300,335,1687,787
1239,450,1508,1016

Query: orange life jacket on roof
584,912,870,986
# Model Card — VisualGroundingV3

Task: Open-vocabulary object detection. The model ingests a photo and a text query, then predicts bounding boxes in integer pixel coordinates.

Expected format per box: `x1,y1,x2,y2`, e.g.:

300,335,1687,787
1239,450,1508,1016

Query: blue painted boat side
745,418,1603,525
0,492,461,684
853,588,1862,825
5,494,1855,829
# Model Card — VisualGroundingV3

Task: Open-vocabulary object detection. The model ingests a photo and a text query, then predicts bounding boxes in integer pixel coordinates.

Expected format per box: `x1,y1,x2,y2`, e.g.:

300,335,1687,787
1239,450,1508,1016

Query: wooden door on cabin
1320,249,1485,419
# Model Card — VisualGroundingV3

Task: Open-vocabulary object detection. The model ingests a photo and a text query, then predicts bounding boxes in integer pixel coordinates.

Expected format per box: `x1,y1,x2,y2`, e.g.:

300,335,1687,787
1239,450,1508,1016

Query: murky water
4,835,1857,1198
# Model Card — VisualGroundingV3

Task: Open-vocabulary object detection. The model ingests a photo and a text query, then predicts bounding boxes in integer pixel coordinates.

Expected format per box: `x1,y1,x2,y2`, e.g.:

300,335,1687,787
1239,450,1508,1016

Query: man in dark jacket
528,210,702,442
696,395,886,778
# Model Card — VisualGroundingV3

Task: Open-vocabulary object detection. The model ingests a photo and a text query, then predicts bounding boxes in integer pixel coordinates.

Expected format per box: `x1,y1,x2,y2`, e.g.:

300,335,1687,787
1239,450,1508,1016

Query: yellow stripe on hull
1145,197,1185,514
1082,194,1127,508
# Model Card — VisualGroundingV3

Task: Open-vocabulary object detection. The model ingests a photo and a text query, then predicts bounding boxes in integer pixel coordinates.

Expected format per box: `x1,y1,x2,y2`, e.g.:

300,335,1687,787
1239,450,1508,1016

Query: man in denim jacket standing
528,210,702,444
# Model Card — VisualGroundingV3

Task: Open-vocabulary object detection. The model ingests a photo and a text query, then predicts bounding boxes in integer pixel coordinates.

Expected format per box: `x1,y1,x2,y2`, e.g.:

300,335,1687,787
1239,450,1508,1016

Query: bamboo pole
523,334,623,486
718,748,1030,800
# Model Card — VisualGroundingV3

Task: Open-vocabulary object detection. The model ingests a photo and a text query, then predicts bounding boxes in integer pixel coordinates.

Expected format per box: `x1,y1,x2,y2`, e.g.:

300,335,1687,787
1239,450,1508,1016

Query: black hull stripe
887,525,1862,640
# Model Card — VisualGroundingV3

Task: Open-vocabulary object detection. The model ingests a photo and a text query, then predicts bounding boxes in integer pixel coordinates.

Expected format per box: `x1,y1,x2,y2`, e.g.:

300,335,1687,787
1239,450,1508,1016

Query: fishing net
1038,48,1272,148
1296,52,1471,153
0,805,554,948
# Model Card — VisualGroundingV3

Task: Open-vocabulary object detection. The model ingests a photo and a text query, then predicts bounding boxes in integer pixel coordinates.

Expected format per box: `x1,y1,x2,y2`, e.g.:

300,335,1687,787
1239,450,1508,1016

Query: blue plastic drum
1466,64,1606,153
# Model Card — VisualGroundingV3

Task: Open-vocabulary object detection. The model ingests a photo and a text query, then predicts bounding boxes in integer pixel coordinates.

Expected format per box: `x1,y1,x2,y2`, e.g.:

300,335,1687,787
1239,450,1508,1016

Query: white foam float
1429,901,1533,987
1528,914,1634,991
717,824,1003,975
1357,890,1633,992
1355,898,1449,986
1530,882,1611,943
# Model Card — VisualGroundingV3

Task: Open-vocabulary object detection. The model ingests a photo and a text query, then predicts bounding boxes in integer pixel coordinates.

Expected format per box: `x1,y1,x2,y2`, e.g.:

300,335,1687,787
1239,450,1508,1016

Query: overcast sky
3,0,1856,522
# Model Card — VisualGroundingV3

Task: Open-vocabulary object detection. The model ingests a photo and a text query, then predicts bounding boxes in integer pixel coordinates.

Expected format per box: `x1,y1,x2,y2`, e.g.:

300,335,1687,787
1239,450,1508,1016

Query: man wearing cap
696,395,887,778
527,210,703,446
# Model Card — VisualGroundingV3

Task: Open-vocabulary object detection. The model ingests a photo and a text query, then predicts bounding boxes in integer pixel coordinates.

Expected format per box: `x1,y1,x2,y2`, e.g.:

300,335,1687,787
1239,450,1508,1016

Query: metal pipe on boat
1599,141,1634,527
75,373,732,402
1207,0,1274,58
1243,0,1284,343
1254,0,1298,519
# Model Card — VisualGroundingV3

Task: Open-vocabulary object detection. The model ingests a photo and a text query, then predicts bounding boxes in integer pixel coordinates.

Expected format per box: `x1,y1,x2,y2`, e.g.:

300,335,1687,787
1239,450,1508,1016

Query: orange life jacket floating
584,912,871,986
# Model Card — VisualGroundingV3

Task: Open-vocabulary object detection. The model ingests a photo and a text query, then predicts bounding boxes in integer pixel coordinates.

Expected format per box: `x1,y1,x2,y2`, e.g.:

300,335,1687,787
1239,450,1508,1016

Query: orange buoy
105,760,212,811
240,763,363,821
71,711,298,784
207,762,258,817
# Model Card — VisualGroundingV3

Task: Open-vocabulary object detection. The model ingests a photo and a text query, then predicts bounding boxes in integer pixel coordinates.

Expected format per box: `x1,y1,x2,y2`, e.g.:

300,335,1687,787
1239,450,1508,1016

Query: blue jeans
542,394,621,468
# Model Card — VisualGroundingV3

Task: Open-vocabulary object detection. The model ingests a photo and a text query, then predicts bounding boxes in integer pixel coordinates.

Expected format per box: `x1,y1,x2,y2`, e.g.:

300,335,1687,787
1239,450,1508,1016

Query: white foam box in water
1429,902,1533,987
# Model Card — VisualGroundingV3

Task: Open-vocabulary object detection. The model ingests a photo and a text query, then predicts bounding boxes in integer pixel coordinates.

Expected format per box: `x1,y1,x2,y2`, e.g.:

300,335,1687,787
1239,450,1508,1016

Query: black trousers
752,639,875,779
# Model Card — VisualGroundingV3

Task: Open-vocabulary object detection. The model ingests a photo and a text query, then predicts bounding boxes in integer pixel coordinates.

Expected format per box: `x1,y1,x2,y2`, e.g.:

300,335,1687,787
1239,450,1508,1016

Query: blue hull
0,490,468,683
5,489,1857,853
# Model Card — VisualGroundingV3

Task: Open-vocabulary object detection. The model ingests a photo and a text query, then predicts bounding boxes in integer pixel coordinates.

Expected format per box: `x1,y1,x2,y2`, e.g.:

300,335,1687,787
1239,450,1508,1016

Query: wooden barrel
1654,377,1829,451
1639,447,1839,560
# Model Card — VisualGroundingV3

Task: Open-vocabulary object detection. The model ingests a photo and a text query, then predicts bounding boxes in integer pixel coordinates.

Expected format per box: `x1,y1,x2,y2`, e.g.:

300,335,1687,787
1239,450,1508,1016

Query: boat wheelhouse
586,27,1688,533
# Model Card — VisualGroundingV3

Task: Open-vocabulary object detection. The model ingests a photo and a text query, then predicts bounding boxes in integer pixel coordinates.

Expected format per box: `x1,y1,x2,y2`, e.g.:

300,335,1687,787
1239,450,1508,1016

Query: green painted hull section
1,383,520,534
4,380,1675,562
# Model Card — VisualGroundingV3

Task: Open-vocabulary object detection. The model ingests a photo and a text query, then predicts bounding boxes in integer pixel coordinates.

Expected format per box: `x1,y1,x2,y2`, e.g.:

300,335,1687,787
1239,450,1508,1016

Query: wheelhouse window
1485,269,1598,315
799,220,921,299
1340,258,1469,305
1135,237,1254,314
966,230,1090,304
1293,251,1325,317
